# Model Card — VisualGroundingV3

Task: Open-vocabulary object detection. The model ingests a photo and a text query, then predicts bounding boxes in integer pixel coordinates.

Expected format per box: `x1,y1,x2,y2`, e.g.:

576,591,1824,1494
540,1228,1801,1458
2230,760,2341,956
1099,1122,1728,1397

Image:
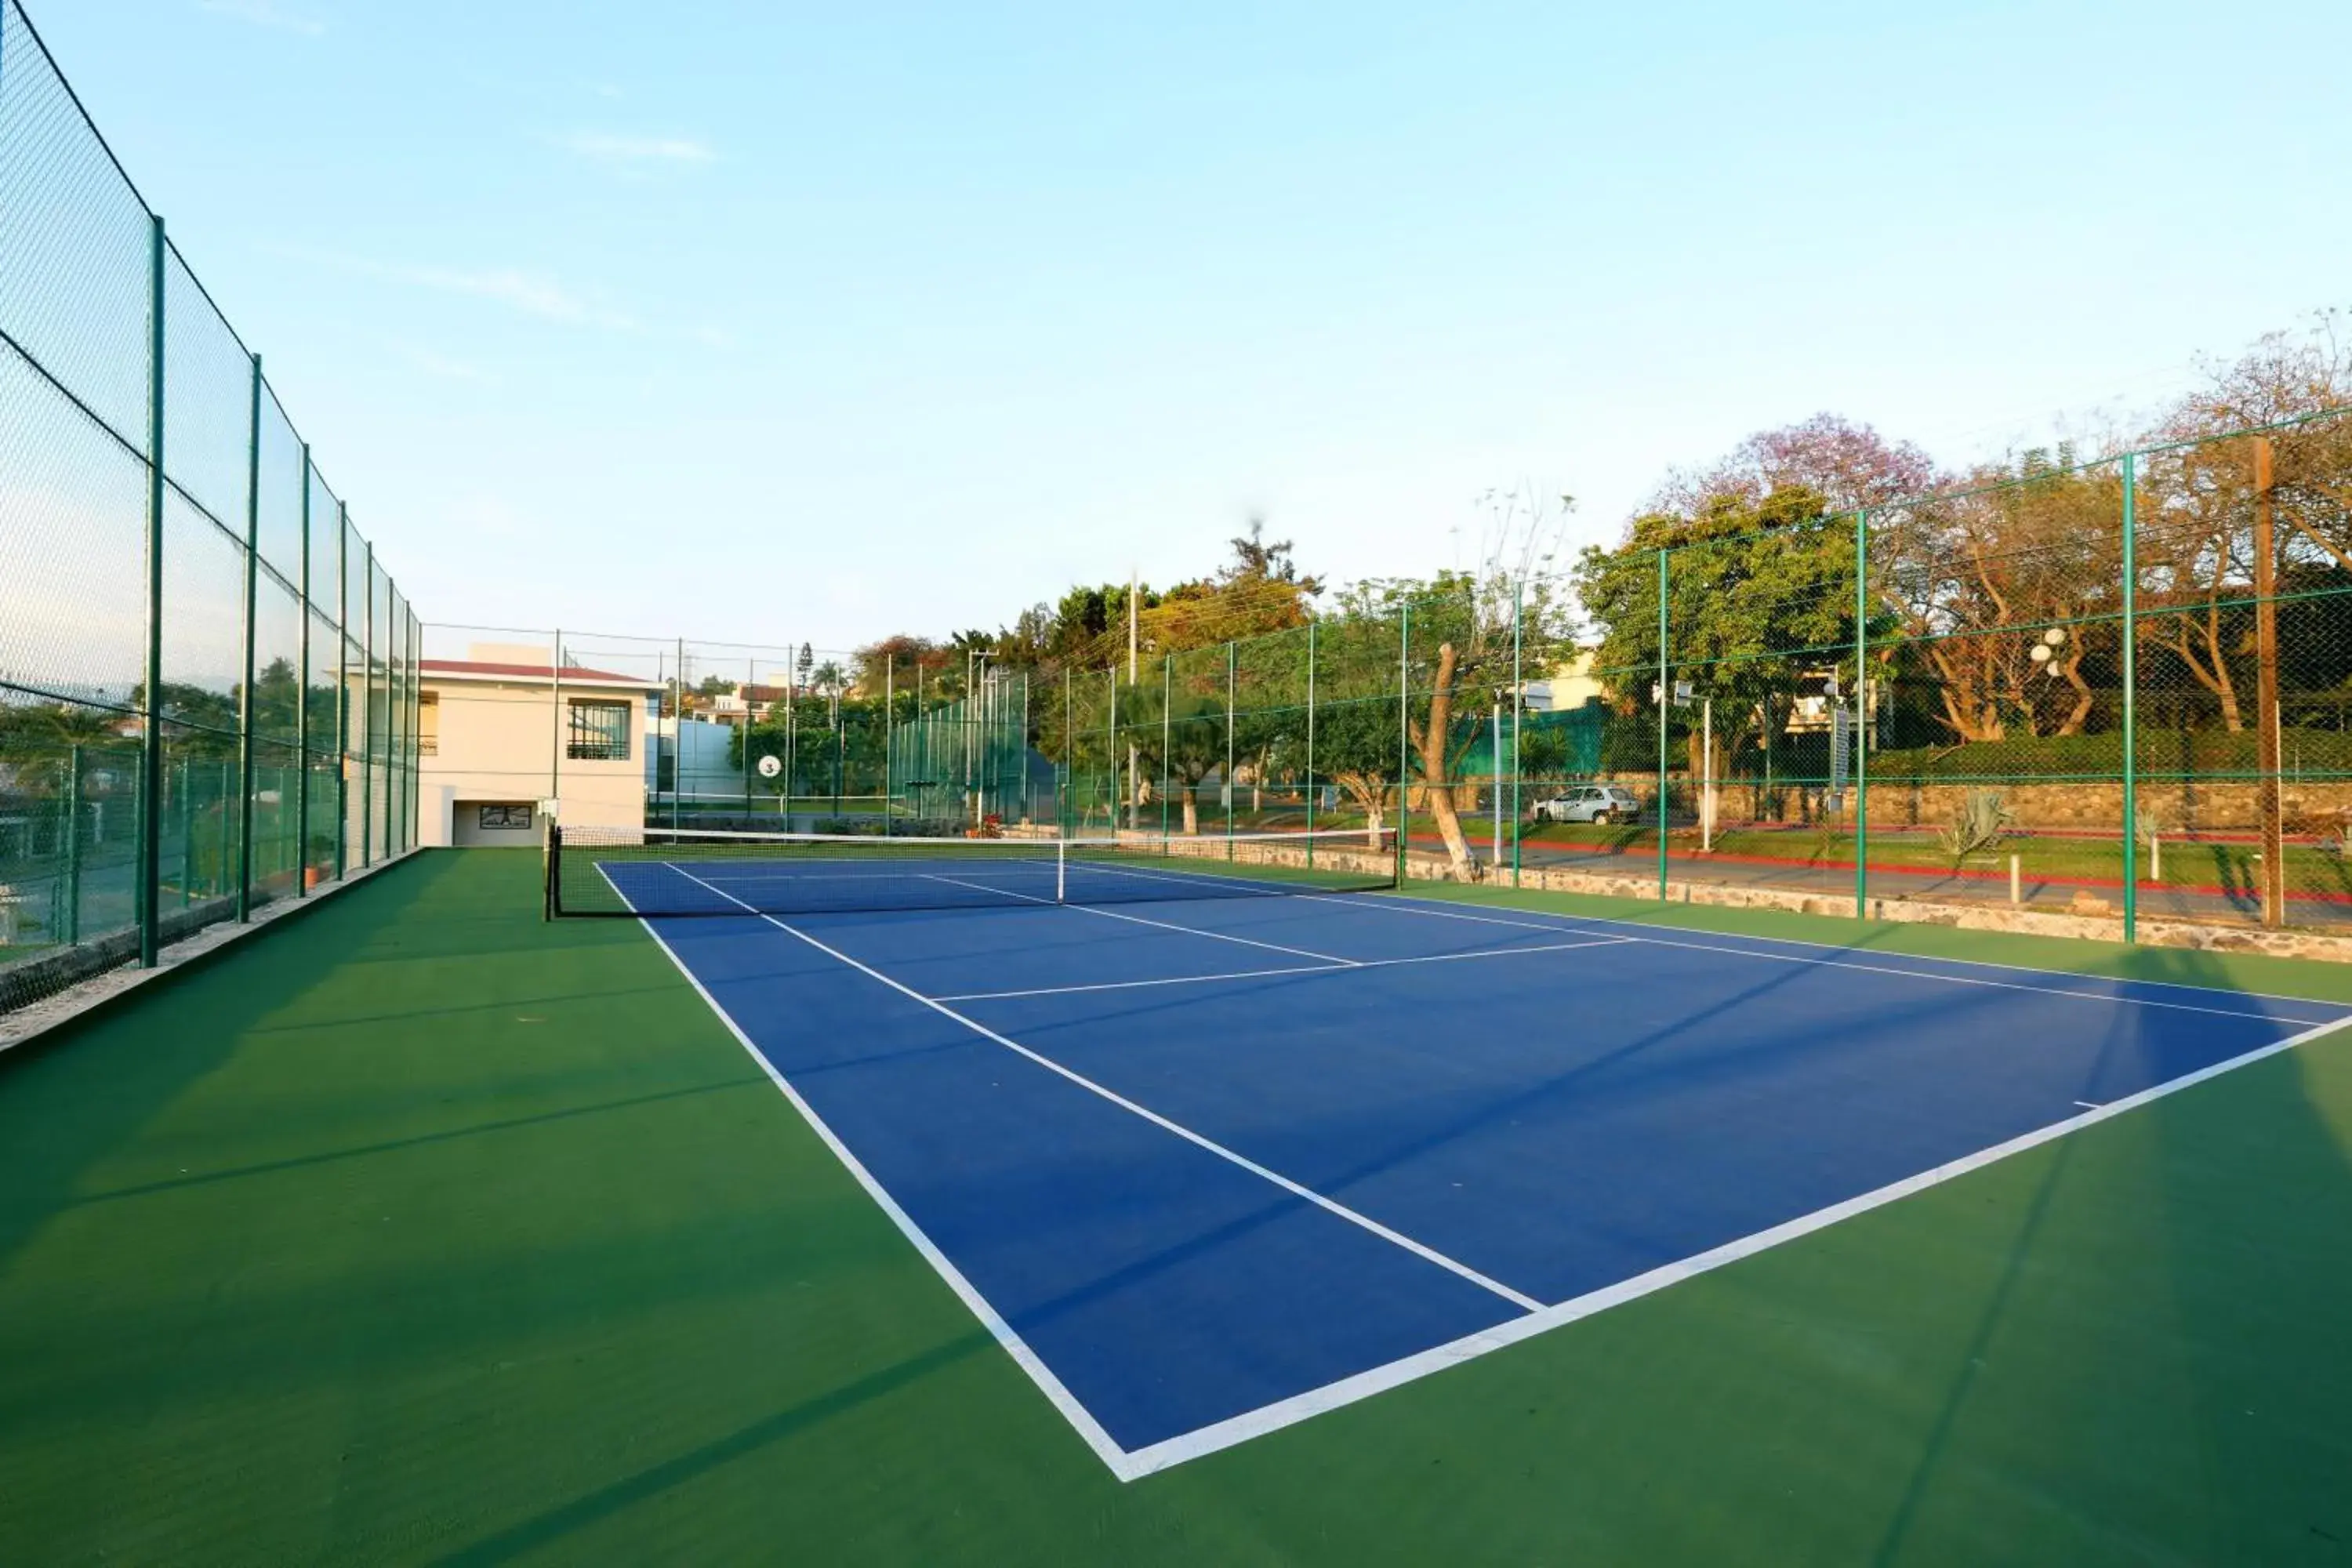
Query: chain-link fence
426,409,2350,946
0,0,420,1017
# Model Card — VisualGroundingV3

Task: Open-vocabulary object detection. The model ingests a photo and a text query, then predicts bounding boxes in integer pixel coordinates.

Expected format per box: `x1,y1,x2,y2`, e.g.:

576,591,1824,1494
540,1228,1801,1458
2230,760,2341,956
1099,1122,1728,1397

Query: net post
1056,837,1067,903
1655,546,1668,903
1853,507,1869,922
296,441,310,895
543,820,559,920
2120,451,2138,943
236,351,261,920
137,212,166,967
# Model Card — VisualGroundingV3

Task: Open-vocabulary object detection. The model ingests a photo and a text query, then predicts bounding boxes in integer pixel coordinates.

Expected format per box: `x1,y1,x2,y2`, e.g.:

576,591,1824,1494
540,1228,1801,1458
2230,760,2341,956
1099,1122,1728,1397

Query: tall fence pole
1160,653,1171,844
1105,666,1116,837
361,546,376,868
333,503,347,880
1656,546,1669,902
138,214,167,966
673,637,686,833
296,444,311,893
2121,453,2139,942
1304,616,1317,867
235,353,261,919
1511,581,1524,887
1398,602,1410,884
1853,509,1870,920
2253,435,2285,927
1225,640,1236,857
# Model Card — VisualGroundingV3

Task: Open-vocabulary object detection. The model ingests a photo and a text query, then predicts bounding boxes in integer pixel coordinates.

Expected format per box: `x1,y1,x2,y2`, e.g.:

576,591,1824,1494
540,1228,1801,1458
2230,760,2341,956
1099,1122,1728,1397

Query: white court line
918,872,1360,965
1332,884,2352,1017
1306,893,2343,1027
662,862,1544,1325
932,938,1628,1003
1114,1007,2351,1477
614,858,2352,1483
595,862,1136,1478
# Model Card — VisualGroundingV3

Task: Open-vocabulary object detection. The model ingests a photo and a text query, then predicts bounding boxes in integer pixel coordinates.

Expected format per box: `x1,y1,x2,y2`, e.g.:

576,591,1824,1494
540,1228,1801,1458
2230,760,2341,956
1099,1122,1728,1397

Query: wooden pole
2254,435,2284,927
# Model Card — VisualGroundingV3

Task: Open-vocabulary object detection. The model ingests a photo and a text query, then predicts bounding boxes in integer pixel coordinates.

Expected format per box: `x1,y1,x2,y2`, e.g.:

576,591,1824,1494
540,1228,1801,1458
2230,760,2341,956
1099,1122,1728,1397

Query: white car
1532,785,1642,825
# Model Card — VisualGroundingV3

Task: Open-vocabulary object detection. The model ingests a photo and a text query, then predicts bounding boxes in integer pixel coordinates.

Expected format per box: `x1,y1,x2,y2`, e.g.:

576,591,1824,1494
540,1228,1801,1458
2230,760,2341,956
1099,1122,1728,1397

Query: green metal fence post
1160,653,1171,844
333,502,347,880
1398,601,1410,885
296,443,310,895
178,760,193,906
1512,579,1523,887
138,213,166,966
1305,615,1316,868
1656,546,1669,902
1225,640,1236,858
361,545,374,869
1853,508,1869,921
2121,452,2139,942
236,352,260,920
60,746,82,945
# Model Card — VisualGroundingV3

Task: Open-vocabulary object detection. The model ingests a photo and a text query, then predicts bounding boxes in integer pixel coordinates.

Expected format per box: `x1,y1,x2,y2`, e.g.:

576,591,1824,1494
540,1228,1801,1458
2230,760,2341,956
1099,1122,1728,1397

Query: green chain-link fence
0,0,420,1017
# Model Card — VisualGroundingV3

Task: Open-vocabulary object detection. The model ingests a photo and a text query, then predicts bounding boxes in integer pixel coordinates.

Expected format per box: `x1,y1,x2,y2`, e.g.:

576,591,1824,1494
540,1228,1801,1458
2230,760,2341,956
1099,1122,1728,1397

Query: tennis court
558,828,2350,1479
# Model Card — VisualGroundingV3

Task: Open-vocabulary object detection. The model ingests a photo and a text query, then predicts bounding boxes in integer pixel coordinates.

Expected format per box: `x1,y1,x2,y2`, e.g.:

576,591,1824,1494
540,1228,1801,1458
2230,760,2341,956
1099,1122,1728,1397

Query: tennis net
546,825,1399,918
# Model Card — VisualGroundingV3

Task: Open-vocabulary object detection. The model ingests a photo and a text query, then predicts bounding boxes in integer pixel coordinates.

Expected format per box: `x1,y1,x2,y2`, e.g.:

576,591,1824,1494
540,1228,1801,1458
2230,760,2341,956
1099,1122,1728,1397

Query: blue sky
33,0,2352,652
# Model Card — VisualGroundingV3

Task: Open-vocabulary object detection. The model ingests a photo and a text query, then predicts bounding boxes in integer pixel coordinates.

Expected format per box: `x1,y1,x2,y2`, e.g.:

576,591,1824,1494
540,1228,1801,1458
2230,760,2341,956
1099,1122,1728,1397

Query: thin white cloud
281,247,640,332
390,343,495,384
551,131,717,167
197,0,326,35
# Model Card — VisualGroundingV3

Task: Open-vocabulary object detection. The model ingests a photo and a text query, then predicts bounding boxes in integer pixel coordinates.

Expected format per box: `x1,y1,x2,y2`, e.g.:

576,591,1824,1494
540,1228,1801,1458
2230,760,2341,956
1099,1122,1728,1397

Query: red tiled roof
419,659,652,685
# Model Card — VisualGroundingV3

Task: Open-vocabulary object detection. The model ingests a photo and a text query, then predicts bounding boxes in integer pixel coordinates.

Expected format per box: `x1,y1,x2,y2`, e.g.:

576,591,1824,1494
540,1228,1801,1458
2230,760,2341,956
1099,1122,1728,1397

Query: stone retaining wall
1121,829,2352,964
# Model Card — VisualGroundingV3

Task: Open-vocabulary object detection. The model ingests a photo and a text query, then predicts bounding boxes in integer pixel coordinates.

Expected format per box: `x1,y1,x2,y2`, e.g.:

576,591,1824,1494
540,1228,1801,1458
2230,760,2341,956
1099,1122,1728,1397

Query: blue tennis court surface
620,860,2350,1479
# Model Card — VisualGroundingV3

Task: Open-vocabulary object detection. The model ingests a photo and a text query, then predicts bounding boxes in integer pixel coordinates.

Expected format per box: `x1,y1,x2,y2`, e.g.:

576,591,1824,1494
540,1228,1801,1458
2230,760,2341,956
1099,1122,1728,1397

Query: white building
418,644,659,847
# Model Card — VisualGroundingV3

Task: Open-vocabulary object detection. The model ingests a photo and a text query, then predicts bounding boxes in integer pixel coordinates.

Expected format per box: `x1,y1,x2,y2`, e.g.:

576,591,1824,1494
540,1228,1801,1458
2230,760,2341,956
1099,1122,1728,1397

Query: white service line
919,872,1360,965
933,937,1629,1003
1308,894,2341,1027
663,862,1545,1316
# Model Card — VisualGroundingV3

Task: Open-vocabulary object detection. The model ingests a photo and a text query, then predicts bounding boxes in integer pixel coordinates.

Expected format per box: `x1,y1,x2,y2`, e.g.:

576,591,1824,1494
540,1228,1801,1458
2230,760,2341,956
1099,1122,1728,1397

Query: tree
1646,413,1933,519
1575,485,1857,783
1878,449,2122,741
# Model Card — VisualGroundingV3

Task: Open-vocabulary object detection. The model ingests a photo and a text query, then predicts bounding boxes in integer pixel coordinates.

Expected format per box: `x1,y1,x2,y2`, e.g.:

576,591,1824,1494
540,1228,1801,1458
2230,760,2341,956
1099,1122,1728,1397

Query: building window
567,699,630,760
479,803,533,829
419,690,439,756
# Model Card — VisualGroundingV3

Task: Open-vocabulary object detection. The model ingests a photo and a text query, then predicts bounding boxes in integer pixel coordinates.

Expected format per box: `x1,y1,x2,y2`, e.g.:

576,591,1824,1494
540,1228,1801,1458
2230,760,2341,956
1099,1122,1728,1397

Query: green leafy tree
1575,485,1857,781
